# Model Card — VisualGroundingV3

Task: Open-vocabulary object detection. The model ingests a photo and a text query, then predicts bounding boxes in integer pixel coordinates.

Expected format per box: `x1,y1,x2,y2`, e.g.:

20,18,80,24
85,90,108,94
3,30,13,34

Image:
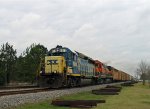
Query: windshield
51,52,66,57
49,48,67,57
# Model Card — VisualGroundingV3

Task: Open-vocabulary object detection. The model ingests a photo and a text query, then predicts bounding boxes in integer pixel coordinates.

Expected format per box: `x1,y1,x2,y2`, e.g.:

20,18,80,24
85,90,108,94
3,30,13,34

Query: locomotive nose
45,56,66,74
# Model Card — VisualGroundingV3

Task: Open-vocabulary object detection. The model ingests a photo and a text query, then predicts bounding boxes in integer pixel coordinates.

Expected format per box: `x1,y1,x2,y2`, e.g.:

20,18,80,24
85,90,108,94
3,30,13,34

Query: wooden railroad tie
106,85,122,89
92,87,121,95
51,99,106,108
121,82,134,86
92,90,119,95
98,88,121,92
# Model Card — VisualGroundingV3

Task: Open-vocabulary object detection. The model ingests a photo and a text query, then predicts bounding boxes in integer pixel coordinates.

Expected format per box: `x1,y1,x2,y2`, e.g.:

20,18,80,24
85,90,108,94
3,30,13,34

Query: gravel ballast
0,82,123,109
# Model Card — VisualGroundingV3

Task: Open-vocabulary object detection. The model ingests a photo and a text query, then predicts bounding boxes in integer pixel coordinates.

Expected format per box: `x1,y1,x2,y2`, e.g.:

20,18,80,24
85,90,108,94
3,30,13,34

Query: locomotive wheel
91,78,98,85
67,77,76,87
99,79,104,84
50,76,63,88
38,76,49,87
76,78,81,86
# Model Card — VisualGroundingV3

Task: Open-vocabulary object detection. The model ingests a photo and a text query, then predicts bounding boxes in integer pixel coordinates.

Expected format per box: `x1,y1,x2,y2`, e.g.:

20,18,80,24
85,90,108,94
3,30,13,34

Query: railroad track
0,85,91,97
0,85,38,90
0,85,101,97
0,82,126,97
0,88,51,97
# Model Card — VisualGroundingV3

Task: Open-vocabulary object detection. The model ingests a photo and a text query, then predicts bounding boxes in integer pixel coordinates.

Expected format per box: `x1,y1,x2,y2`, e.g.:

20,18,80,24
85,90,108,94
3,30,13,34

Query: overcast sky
0,0,150,76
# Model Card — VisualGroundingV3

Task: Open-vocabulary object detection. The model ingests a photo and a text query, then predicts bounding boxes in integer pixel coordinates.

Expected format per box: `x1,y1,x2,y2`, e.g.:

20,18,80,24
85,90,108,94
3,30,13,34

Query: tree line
0,42,47,86
136,60,150,86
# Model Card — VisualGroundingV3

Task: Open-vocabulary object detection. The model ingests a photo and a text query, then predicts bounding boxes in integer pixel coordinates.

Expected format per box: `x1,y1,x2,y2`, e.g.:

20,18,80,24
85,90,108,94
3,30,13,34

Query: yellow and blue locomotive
39,45,96,88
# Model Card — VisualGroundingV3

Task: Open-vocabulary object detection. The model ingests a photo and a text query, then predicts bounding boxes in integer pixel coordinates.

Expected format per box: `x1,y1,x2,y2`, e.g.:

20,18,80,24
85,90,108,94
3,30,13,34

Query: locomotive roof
50,45,72,52
75,51,94,62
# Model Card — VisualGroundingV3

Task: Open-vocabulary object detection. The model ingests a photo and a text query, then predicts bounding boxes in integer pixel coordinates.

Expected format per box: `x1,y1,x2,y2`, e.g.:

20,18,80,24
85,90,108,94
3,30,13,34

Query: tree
136,60,148,85
0,58,5,85
0,42,17,85
16,43,47,83
147,66,150,87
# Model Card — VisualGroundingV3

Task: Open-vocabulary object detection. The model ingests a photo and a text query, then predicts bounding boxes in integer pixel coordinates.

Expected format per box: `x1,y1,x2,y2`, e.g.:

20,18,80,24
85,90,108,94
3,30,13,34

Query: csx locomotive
38,45,132,88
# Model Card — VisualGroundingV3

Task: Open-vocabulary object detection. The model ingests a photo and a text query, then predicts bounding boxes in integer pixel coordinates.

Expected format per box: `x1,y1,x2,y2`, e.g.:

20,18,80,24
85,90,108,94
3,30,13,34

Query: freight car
38,45,132,88
106,66,132,82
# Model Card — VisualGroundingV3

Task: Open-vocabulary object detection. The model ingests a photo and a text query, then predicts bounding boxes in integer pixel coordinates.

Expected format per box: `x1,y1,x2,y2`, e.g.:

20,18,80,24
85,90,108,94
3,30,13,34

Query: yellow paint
68,74,81,76
45,56,66,74
67,67,73,73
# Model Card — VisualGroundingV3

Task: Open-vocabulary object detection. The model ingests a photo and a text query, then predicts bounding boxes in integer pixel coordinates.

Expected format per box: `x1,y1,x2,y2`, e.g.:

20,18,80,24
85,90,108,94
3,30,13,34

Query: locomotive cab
39,46,68,88
44,56,66,74
39,55,67,88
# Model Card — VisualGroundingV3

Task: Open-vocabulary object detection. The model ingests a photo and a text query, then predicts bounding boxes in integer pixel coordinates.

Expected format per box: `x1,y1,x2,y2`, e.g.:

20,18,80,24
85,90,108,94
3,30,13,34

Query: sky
0,0,150,76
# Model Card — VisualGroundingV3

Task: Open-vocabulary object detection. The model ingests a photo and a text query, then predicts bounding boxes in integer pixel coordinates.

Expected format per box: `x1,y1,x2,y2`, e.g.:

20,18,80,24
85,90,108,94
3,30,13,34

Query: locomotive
38,45,132,88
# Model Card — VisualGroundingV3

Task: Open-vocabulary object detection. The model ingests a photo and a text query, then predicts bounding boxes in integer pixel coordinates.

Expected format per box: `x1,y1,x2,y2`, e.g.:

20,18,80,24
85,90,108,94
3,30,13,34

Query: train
38,45,133,88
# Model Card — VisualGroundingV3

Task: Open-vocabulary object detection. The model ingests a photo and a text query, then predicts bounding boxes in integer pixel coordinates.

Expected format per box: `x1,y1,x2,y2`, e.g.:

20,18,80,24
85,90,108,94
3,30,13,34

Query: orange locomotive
94,60,113,84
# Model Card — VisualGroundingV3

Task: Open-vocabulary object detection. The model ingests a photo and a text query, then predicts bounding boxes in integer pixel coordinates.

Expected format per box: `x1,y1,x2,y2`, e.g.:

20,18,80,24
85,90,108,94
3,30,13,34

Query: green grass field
13,83,150,109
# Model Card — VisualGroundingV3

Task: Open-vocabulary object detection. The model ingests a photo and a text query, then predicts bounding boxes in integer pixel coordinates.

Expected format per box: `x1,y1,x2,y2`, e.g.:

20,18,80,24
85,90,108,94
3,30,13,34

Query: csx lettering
47,60,58,65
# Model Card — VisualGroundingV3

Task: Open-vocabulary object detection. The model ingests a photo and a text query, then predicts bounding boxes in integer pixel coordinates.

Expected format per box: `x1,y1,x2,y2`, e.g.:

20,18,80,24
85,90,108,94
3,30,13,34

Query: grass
13,83,150,109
